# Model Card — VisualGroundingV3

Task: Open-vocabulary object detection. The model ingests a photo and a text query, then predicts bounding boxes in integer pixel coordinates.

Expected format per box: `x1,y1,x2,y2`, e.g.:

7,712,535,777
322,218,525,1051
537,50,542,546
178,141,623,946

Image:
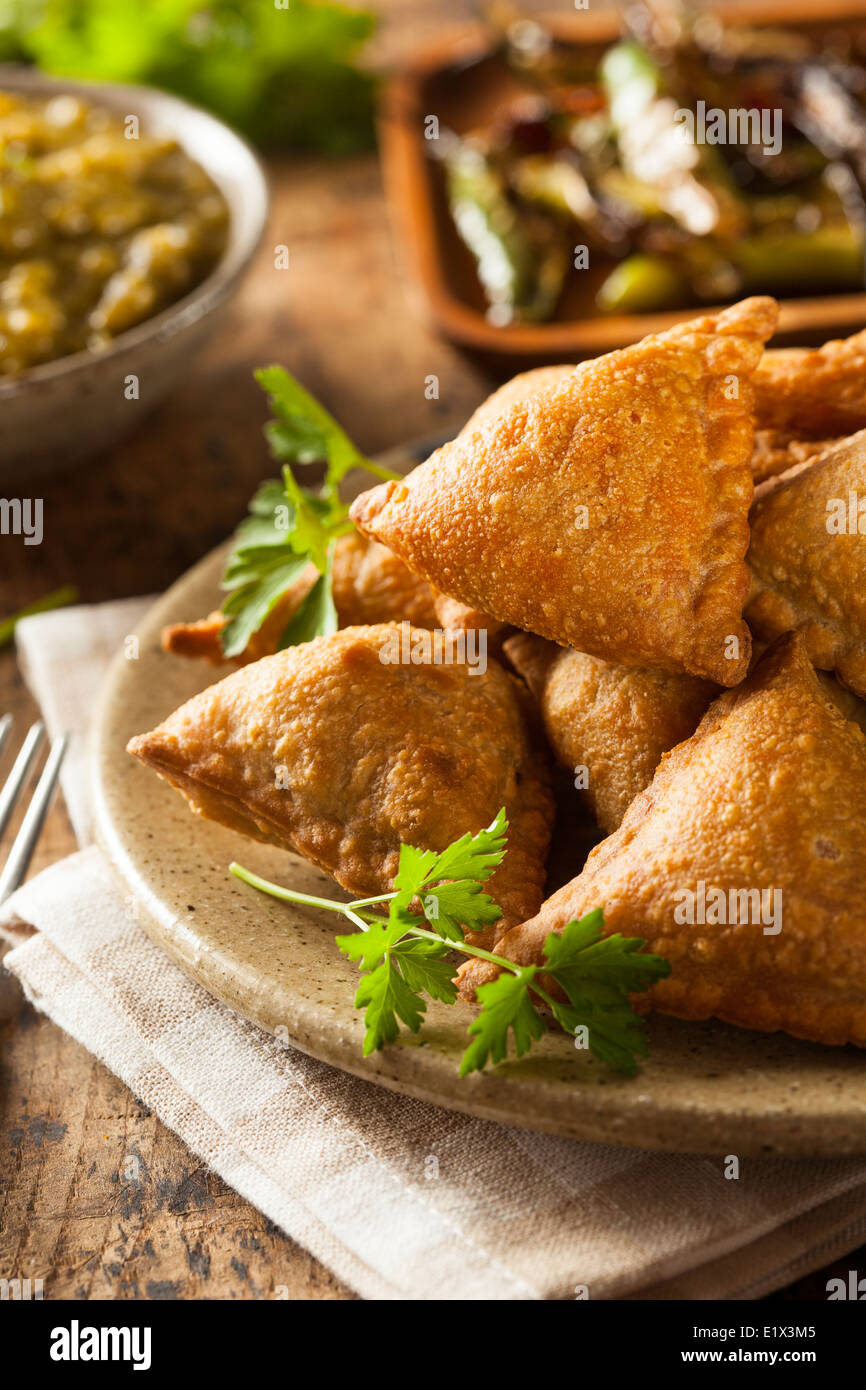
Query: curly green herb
230,811,670,1076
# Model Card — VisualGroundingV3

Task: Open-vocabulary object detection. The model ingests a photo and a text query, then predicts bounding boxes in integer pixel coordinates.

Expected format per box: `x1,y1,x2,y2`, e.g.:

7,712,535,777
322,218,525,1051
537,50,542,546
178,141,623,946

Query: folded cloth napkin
4,600,866,1301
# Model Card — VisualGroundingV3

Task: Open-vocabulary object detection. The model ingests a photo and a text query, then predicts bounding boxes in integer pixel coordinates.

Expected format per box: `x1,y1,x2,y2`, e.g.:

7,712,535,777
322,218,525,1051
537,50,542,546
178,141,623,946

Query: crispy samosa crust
753,330,866,438
504,631,716,833
351,298,779,685
459,634,866,1049
129,625,553,939
747,429,866,698
750,330,866,482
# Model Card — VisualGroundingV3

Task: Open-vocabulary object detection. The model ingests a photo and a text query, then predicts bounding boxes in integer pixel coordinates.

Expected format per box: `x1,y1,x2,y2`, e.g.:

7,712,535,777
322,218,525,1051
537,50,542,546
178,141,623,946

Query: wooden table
0,1,862,1301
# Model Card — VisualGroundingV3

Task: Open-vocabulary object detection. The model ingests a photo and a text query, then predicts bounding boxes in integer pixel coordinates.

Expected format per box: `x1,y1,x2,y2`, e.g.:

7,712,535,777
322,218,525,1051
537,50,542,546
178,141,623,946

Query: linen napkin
3,600,866,1301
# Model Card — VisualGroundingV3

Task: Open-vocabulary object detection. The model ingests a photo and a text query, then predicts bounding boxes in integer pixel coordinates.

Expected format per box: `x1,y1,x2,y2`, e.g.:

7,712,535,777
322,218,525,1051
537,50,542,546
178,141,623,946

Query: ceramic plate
91,451,866,1156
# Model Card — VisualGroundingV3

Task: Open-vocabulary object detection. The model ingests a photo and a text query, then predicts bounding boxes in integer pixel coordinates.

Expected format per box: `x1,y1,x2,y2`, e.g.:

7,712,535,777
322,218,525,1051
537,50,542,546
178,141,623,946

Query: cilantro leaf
354,957,427,1056
459,967,545,1076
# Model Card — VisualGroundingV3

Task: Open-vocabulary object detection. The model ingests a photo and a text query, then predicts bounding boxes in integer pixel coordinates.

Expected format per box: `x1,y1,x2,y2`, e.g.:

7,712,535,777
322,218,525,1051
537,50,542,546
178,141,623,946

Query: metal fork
0,717,69,906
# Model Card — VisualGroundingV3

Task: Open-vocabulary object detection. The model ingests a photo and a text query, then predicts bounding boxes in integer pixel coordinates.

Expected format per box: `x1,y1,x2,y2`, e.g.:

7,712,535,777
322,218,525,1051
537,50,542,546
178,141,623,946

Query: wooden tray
380,0,866,362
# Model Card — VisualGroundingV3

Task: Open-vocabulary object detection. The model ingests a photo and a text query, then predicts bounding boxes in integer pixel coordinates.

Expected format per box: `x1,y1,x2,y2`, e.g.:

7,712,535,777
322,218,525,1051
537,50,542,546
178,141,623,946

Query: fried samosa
128,624,553,940
750,330,866,483
459,634,866,1049
351,298,779,686
504,631,717,833
162,531,439,666
747,429,866,698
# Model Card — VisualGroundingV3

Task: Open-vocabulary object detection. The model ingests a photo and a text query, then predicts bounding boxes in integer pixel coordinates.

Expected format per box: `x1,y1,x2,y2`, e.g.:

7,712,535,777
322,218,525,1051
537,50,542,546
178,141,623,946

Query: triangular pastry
504,631,716,833
351,298,778,685
747,429,866,698
459,634,866,1048
129,624,553,938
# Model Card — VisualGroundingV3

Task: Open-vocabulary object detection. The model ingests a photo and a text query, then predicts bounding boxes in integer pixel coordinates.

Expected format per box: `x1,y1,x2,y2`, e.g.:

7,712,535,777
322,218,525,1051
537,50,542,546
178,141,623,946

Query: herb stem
349,892,397,909
229,863,354,914
230,862,521,972
401,924,521,974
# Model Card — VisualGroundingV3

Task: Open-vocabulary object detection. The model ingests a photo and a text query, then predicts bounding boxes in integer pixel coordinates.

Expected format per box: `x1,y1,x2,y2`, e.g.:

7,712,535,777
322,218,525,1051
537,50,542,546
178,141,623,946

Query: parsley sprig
219,367,400,657
230,811,670,1076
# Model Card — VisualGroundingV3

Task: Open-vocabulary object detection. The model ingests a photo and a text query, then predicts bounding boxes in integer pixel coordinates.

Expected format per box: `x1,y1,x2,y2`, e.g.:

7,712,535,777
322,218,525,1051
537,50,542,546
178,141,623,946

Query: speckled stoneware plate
91,448,866,1156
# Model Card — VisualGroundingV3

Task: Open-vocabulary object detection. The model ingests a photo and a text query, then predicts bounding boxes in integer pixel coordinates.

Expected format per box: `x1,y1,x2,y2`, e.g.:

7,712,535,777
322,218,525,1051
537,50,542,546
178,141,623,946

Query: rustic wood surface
0,0,863,1301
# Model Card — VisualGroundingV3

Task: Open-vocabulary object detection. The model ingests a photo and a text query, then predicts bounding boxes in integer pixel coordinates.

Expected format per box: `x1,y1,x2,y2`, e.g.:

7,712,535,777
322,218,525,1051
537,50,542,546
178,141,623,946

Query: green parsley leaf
219,367,399,657
392,810,509,943
542,911,671,1075
355,957,427,1056
419,880,502,944
6,1,378,155
220,552,311,658
256,366,369,501
419,808,508,885
460,967,545,1076
391,939,458,1005
278,545,338,648
336,914,406,972
231,813,670,1078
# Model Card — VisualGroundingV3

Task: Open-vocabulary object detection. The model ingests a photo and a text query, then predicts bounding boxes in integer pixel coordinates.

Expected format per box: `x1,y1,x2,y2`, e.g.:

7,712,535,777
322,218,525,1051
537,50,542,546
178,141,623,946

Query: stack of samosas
130,296,866,1050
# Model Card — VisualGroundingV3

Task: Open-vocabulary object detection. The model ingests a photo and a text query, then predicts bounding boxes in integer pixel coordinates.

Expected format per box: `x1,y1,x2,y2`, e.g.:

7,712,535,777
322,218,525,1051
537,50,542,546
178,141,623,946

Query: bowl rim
0,64,269,397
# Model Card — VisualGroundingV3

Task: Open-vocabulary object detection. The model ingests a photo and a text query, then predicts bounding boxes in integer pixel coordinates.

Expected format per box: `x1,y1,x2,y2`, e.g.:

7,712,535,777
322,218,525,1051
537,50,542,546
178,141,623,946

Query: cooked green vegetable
596,252,686,313
0,89,228,374
442,21,866,322
231,809,671,1076
445,139,569,324
600,40,746,241
0,0,376,153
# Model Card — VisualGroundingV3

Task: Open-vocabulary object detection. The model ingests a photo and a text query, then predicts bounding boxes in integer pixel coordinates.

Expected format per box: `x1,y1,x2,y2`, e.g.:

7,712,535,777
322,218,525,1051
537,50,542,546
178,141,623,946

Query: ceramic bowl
0,66,269,482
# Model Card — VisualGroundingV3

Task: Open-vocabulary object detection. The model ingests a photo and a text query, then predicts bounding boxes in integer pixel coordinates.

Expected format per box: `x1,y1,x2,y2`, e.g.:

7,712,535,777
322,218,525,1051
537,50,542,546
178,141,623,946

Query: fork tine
0,733,68,905
0,714,12,758
0,721,44,840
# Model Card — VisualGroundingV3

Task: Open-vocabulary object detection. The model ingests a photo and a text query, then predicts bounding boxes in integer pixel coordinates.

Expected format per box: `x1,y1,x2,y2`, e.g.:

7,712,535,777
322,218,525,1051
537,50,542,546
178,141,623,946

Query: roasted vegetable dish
435,12,866,322
0,90,229,374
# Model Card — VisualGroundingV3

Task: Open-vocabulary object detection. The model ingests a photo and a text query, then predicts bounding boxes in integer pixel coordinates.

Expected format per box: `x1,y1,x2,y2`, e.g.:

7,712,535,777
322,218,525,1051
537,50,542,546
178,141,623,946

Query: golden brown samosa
351,298,779,686
504,631,716,833
129,624,553,939
747,429,866,698
458,634,866,1049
